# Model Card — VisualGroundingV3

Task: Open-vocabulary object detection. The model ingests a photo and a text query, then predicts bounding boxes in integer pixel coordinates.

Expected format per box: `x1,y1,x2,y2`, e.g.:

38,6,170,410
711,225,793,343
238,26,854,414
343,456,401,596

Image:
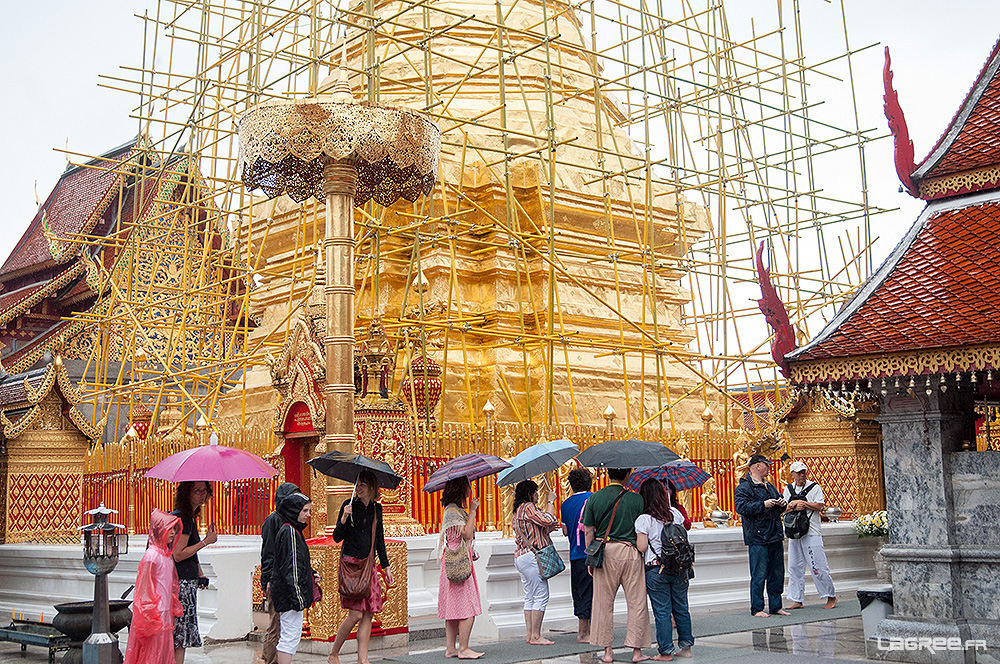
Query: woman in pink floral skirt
438,478,484,659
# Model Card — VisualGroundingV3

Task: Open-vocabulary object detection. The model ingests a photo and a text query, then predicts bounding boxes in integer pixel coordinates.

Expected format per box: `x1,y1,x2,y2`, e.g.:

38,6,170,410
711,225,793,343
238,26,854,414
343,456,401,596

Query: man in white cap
782,461,837,609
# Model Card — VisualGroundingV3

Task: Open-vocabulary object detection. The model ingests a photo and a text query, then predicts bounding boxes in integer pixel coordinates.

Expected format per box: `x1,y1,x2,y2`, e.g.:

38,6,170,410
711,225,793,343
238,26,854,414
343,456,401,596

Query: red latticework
7,473,81,542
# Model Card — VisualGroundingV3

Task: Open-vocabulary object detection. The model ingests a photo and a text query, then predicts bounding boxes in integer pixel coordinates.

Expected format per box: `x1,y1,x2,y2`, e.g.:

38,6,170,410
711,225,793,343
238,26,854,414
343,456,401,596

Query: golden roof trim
918,164,1000,199
789,343,1000,384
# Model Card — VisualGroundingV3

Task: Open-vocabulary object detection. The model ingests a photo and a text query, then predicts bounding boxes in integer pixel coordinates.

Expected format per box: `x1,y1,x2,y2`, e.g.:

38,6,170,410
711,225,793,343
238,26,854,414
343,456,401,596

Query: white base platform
0,524,878,643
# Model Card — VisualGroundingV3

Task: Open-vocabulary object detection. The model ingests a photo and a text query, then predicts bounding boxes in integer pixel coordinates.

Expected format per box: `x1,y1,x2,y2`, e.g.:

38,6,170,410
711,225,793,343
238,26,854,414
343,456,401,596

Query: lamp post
79,503,127,664
239,66,439,532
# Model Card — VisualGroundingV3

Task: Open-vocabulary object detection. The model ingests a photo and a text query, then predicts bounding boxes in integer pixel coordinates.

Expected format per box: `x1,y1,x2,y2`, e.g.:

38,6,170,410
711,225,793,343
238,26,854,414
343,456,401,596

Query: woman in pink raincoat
124,509,183,664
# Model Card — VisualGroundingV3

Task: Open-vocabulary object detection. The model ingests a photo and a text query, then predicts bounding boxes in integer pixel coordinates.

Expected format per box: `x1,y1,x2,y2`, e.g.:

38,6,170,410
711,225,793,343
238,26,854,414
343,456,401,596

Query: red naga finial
883,47,919,198
755,241,797,378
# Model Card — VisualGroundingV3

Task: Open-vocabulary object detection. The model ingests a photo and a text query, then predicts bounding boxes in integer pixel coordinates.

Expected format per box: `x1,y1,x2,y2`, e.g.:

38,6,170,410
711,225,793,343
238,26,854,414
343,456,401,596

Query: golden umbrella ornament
238,67,440,532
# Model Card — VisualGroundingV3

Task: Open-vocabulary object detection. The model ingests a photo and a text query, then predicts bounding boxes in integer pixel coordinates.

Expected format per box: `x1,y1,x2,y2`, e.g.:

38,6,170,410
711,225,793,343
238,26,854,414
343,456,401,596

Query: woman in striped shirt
511,480,560,645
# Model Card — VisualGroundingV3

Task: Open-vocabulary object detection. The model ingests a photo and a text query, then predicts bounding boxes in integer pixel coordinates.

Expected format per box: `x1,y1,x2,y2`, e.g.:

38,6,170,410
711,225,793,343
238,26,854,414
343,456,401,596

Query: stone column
873,385,998,663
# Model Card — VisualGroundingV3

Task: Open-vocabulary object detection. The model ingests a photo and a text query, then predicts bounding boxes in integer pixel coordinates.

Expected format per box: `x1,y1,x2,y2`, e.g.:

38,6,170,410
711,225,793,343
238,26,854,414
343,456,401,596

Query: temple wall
784,395,884,518
4,393,90,544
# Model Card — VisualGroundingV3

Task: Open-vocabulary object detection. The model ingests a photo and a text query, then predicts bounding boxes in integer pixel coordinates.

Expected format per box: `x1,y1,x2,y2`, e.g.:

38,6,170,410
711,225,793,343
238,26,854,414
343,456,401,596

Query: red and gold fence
83,425,283,535
82,420,783,536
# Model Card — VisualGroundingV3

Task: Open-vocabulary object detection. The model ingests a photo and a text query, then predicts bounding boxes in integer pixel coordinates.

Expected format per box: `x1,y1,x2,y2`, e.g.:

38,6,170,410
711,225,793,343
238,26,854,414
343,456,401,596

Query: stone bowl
52,600,132,642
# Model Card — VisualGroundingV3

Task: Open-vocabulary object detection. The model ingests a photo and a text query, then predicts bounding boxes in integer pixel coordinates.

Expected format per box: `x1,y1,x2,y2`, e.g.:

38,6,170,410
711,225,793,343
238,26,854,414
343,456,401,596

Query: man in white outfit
783,461,837,609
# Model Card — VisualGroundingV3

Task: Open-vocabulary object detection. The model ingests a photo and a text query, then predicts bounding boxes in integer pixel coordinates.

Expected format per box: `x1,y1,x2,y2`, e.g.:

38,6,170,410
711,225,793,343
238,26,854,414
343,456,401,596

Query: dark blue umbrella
575,439,679,469
307,450,403,489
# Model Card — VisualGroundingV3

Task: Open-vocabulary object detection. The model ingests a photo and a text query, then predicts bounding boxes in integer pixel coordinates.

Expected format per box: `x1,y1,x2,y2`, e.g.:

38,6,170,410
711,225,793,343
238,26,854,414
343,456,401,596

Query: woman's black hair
568,468,592,493
512,480,538,513
441,477,470,507
173,481,214,520
639,478,673,523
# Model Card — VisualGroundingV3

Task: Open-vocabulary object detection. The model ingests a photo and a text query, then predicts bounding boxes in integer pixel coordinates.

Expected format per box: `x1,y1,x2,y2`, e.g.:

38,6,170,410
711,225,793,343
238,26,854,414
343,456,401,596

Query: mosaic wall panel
6,472,83,543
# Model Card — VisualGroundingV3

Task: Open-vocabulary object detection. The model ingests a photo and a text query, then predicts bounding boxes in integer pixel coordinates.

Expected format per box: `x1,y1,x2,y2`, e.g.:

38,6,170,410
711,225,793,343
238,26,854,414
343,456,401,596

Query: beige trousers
589,541,651,648
261,587,280,664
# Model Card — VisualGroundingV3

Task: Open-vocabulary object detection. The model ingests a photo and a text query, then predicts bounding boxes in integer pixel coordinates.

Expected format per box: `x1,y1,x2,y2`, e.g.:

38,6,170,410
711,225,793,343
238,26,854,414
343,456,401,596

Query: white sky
0,2,997,272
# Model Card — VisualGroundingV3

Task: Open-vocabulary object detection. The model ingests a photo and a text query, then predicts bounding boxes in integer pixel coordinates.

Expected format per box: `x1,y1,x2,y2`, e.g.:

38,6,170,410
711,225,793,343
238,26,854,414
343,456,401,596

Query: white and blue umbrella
496,438,580,487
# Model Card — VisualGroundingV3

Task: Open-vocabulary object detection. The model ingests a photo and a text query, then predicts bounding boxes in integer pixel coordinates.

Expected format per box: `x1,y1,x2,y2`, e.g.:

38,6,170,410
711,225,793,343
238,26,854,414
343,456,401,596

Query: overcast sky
0,2,997,271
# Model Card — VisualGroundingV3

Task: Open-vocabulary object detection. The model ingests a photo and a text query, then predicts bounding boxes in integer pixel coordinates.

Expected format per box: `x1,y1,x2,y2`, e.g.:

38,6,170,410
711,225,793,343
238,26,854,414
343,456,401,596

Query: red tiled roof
788,196,1000,361
914,37,1000,181
0,369,48,407
0,141,136,280
0,284,45,318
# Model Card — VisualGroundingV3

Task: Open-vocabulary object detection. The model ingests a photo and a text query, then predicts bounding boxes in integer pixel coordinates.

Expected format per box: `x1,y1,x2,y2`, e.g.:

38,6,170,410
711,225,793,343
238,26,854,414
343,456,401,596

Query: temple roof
911,37,1000,196
787,190,1000,365
0,140,137,282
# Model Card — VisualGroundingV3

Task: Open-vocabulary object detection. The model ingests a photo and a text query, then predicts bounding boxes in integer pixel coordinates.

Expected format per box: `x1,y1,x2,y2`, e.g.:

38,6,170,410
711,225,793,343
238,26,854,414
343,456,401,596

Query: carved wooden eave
5,355,106,441
1,406,40,439
0,261,87,328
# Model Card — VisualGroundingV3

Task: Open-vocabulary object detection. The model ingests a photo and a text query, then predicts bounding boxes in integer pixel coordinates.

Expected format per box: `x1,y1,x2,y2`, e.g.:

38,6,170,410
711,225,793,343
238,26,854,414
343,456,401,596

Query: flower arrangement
854,510,889,538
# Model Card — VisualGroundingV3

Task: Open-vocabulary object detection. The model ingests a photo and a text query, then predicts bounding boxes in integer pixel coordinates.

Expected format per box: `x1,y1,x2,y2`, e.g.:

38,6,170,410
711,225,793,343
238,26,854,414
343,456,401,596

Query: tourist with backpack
733,454,792,617
635,479,694,660
782,461,837,609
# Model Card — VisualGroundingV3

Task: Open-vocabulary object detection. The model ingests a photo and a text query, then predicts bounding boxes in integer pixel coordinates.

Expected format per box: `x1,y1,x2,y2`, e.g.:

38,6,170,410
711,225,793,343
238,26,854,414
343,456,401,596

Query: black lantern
79,503,127,664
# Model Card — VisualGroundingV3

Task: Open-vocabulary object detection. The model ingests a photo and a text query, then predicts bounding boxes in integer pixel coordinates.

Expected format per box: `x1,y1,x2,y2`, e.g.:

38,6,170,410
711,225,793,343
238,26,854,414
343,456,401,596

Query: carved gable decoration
270,312,326,433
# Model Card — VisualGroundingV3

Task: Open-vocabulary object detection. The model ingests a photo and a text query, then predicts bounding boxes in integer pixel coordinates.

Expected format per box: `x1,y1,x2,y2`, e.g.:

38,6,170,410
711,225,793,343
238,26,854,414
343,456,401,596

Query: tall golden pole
323,160,359,532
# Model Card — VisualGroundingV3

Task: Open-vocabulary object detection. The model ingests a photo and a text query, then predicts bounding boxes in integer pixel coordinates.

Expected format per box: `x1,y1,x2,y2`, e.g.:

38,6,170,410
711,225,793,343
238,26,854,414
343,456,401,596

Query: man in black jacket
734,455,792,617
259,482,300,664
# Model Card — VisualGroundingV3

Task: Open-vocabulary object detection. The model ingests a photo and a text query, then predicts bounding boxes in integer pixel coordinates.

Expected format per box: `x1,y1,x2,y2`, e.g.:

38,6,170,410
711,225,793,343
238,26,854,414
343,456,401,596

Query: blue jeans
645,567,693,655
748,541,785,614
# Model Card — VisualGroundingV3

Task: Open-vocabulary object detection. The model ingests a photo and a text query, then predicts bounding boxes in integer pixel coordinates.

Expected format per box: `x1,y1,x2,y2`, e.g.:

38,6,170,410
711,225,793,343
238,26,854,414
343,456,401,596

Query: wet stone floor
0,610,877,664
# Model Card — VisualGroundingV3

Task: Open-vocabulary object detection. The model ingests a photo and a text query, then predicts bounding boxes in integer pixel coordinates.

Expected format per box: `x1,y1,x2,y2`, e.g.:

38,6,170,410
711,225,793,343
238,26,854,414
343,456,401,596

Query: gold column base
306,539,408,641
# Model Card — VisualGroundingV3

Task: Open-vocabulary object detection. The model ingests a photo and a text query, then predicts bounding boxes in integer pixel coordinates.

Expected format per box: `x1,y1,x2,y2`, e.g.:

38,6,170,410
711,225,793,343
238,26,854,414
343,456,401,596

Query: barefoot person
783,461,837,610
635,480,693,660
438,478,484,659
560,468,593,643
734,455,792,617
511,480,560,645
582,468,651,664
328,471,395,664
171,481,217,664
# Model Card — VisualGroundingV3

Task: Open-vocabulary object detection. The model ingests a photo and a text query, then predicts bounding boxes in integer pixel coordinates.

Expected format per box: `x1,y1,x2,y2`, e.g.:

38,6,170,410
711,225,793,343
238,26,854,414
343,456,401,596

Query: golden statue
701,477,719,528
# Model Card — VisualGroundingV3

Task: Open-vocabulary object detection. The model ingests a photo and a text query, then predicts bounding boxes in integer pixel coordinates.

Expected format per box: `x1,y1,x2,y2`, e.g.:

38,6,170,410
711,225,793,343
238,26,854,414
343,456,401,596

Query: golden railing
82,422,771,535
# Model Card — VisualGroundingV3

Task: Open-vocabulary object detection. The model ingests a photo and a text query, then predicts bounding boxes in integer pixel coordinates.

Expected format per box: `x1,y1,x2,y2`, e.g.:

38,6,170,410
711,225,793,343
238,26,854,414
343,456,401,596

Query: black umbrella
575,439,680,469
307,450,403,489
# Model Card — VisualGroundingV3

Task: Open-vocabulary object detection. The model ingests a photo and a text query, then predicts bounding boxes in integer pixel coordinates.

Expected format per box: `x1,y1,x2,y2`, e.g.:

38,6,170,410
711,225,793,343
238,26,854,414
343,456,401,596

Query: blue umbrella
496,438,580,487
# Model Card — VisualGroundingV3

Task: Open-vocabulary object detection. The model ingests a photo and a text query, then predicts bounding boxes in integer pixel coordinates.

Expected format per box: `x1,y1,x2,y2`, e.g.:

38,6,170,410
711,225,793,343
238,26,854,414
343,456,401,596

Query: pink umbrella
145,433,277,482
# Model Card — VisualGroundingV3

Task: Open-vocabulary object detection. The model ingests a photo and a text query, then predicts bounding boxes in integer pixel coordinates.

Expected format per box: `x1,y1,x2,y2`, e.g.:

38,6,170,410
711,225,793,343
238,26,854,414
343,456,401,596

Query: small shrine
786,42,1000,661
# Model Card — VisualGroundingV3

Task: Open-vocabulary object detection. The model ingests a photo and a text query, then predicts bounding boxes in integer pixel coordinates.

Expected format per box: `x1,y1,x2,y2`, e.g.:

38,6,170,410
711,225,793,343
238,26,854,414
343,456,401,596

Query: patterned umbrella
307,450,403,489
574,439,680,469
422,453,511,493
625,459,712,492
496,438,579,487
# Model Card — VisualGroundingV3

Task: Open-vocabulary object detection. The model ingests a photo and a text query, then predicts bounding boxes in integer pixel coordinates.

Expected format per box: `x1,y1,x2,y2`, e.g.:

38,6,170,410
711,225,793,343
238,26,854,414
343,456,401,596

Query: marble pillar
872,386,1000,663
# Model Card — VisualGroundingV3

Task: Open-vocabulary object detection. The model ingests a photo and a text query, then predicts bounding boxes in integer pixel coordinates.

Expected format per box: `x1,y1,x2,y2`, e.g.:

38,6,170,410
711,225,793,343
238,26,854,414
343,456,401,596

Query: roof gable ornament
755,241,797,377
883,47,919,199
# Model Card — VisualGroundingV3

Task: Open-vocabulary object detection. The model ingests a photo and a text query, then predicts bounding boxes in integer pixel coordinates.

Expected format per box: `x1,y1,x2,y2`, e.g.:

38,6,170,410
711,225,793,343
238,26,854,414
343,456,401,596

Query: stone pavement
0,605,877,664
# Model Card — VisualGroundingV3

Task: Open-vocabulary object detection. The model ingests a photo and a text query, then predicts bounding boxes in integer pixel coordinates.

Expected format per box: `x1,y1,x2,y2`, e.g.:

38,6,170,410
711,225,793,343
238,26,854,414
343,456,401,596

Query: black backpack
657,522,695,577
782,482,817,539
